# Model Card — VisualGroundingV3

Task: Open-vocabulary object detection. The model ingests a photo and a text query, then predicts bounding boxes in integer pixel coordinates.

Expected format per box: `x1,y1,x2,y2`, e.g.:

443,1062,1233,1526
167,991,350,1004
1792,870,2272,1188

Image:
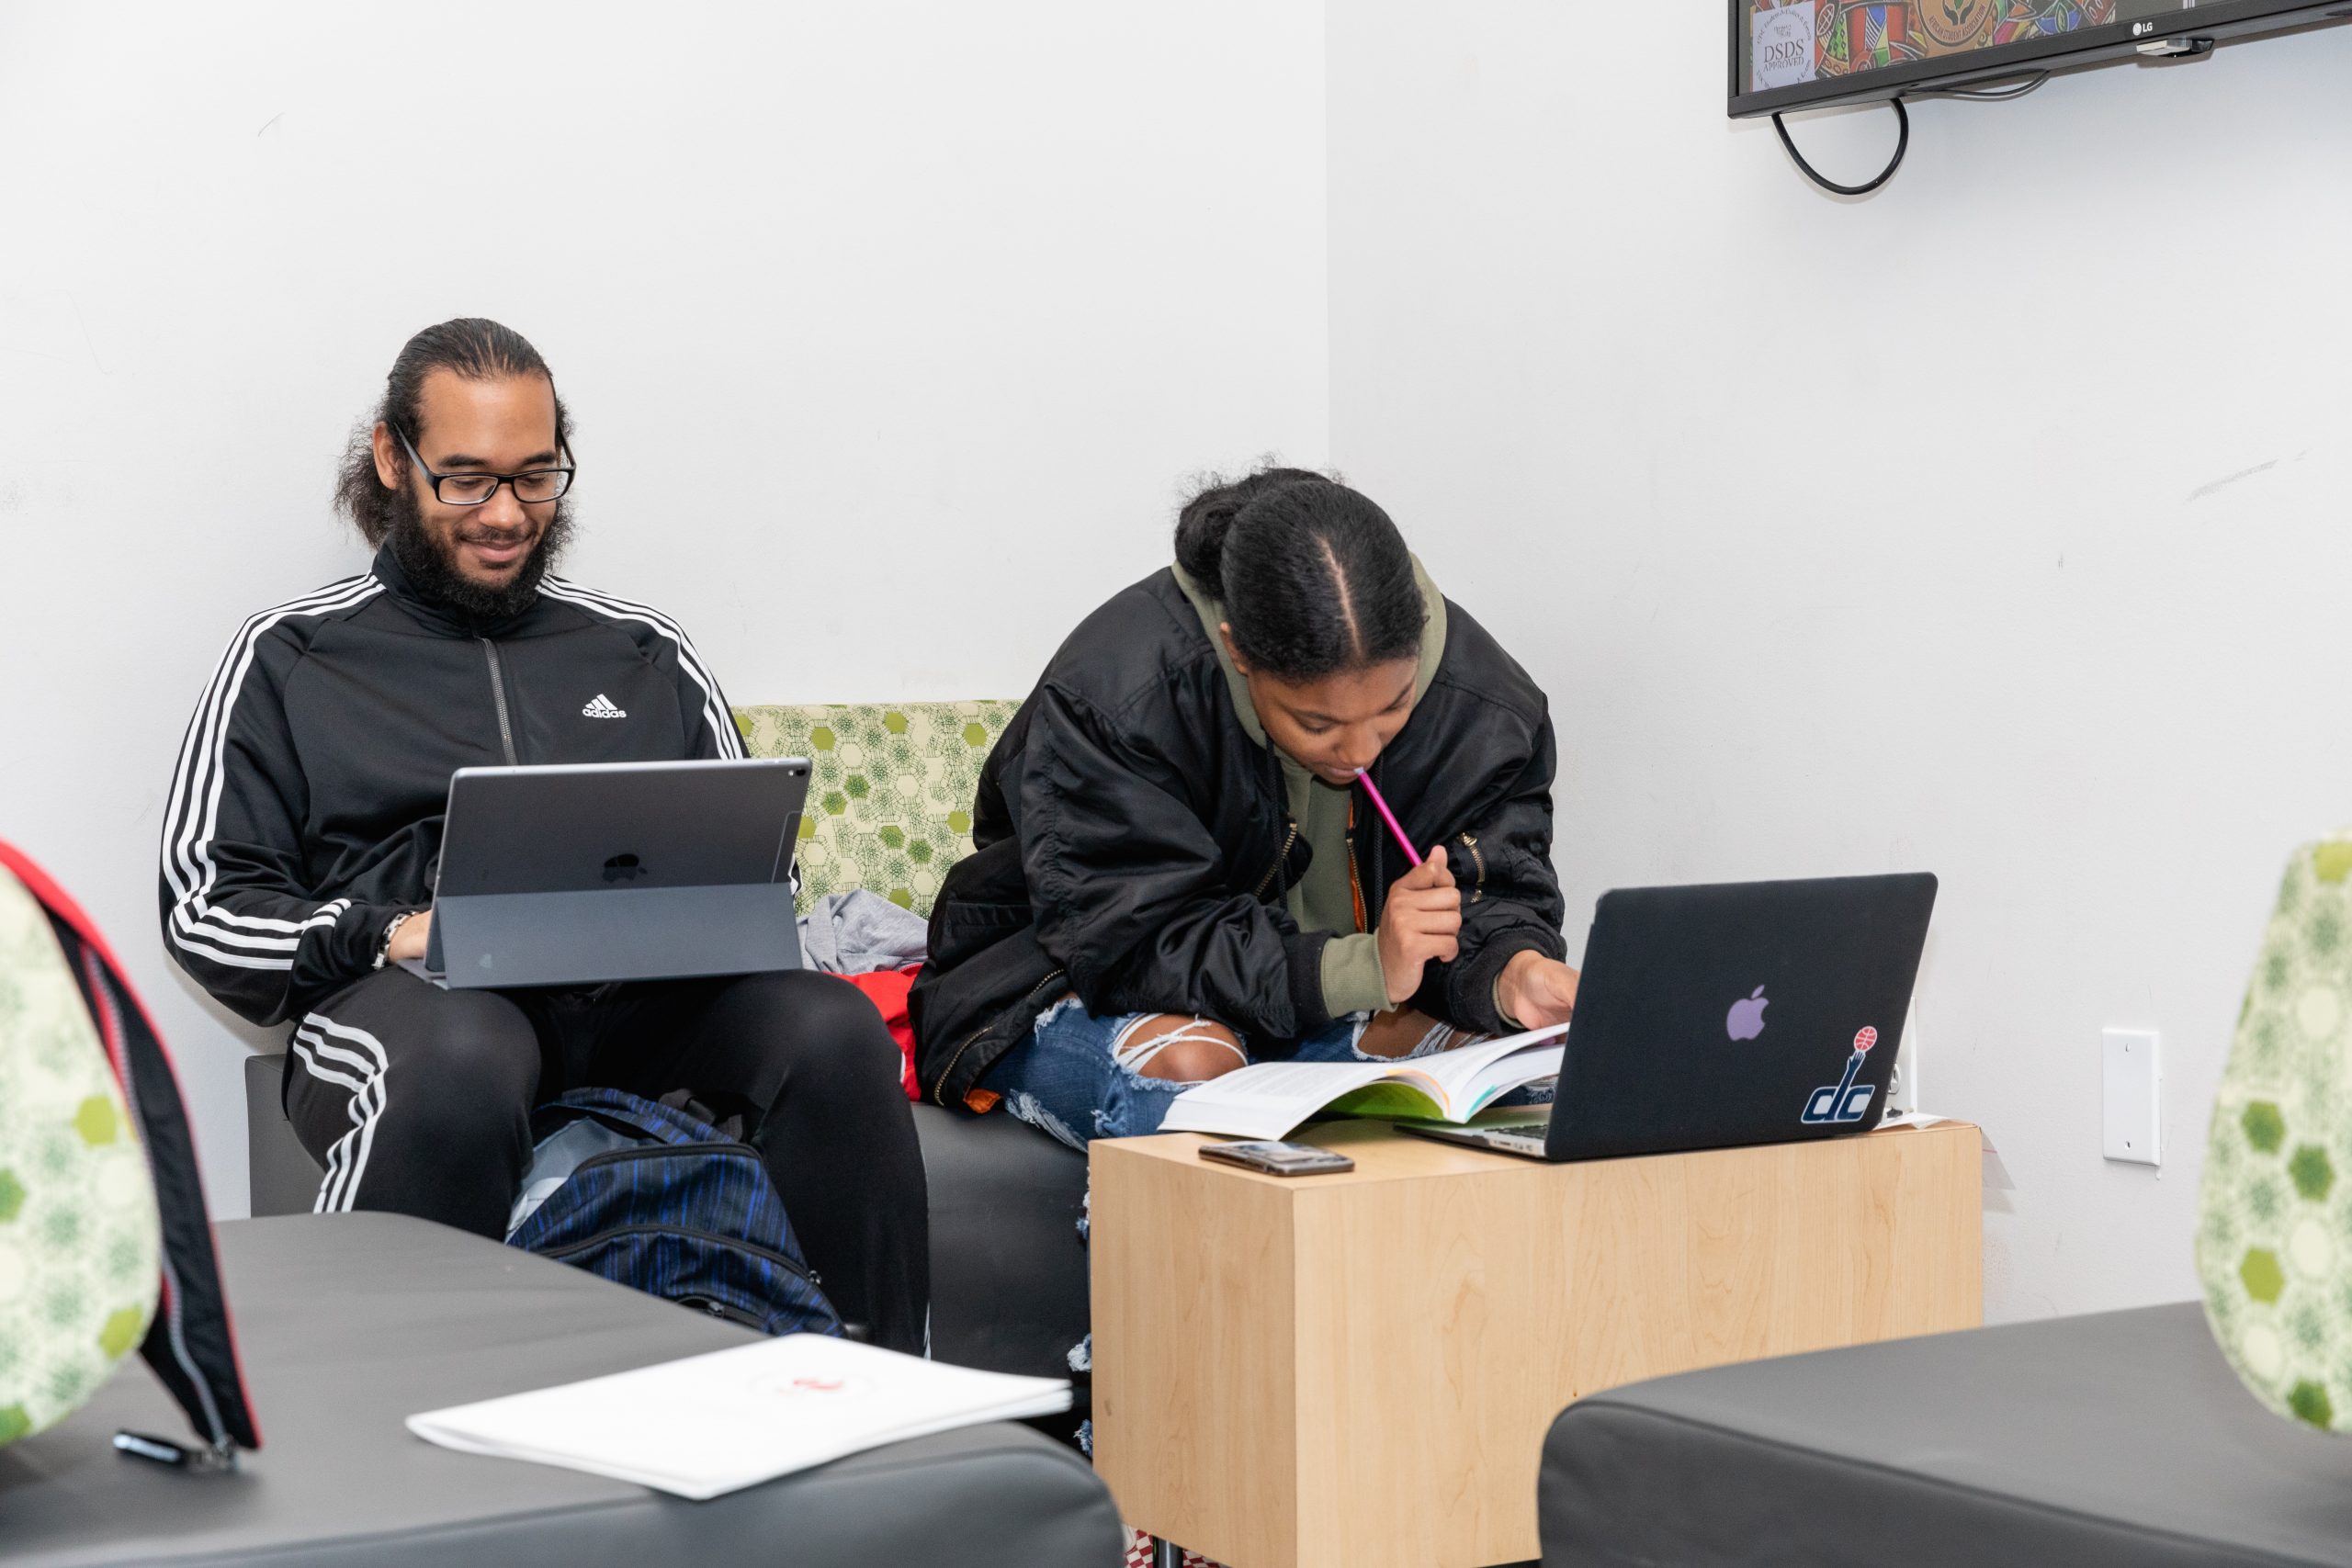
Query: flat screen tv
1731,0,2352,117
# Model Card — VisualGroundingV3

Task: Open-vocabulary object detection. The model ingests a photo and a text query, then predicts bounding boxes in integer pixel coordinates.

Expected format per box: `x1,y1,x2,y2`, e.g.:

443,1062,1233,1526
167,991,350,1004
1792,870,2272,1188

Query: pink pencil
1353,768,1423,867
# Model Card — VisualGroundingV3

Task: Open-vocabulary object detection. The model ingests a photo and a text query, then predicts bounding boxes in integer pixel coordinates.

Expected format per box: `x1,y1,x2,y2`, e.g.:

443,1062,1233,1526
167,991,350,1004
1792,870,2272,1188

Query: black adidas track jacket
158,544,745,1026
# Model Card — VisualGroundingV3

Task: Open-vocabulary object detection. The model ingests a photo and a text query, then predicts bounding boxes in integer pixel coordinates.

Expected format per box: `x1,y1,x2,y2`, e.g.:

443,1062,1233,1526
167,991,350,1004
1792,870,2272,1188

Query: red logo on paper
1853,1026,1880,1055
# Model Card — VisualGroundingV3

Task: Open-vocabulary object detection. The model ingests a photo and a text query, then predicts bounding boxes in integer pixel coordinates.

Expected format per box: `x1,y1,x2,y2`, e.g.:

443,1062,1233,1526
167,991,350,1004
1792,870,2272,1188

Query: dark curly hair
332,318,571,547
1173,466,1422,681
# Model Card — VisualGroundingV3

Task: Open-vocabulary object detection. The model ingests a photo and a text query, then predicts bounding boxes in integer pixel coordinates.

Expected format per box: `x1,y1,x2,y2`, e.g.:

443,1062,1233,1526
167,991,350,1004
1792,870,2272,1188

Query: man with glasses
158,319,928,1351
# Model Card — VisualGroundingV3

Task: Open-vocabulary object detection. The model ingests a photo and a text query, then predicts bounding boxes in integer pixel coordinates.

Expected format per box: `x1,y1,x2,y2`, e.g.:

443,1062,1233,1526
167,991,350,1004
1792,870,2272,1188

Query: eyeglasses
395,425,575,506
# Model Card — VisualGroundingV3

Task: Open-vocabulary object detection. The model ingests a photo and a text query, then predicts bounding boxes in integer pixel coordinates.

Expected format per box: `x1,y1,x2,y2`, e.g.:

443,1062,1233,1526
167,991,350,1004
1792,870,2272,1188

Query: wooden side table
1091,1120,1982,1568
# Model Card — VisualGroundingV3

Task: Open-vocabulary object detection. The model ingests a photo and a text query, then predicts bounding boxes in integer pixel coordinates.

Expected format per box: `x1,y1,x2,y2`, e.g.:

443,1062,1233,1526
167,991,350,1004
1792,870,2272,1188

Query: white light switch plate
2103,1028,2161,1166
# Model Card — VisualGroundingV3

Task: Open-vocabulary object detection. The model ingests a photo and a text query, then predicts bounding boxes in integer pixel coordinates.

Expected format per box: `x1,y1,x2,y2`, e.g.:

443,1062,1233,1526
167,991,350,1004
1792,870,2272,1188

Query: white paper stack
407,1333,1071,1500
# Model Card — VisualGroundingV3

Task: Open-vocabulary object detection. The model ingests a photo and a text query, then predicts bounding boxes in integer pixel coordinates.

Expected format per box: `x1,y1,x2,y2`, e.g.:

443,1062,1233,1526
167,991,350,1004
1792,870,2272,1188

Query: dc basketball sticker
1803,1025,1881,1125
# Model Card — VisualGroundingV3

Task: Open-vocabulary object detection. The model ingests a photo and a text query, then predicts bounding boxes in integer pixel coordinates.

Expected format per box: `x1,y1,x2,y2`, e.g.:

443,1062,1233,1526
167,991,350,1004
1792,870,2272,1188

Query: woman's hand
1497,949,1578,1029
1377,846,1462,1006
388,909,434,964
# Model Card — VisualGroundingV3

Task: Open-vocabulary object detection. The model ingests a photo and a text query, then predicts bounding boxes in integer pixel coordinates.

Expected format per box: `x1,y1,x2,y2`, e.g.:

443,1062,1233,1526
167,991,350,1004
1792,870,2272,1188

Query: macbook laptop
415,758,810,989
1401,873,1935,1162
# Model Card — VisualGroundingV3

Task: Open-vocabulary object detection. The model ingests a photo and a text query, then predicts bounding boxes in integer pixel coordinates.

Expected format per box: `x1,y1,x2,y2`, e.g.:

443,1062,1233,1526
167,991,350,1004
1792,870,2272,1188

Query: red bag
837,965,922,1100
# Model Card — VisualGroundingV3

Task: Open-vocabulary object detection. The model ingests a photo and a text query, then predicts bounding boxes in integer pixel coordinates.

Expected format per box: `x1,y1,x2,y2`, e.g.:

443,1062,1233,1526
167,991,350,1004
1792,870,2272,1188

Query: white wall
11,2,2342,1322
0,2,1329,1214
1327,4,2352,1320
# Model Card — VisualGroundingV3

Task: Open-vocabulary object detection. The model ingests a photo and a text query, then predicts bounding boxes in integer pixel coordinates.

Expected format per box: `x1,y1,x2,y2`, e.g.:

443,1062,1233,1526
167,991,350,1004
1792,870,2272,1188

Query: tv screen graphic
1731,0,2352,116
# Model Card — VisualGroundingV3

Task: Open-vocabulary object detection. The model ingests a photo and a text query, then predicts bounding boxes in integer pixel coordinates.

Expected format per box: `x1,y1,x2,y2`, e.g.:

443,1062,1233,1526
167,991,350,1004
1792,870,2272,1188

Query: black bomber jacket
910,566,1568,1109
157,544,744,1026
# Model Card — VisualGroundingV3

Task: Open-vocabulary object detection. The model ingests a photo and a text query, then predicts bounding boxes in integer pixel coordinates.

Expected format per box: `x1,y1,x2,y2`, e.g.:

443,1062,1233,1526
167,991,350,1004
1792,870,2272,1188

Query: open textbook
408,1334,1070,1500
1158,1021,1570,1142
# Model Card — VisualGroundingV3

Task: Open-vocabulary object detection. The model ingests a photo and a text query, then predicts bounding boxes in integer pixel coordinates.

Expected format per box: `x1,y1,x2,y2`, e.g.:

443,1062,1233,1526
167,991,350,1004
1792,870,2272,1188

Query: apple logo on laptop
603,852,646,885
1726,986,1770,1041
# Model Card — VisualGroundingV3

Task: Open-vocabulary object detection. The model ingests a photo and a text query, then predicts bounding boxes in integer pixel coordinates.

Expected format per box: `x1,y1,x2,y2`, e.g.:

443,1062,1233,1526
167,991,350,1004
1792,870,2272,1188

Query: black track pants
282,965,930,1352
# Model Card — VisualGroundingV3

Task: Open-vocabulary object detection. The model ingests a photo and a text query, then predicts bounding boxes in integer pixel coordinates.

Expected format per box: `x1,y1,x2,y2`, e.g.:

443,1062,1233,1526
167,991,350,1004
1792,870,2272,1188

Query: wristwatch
374,911,414,970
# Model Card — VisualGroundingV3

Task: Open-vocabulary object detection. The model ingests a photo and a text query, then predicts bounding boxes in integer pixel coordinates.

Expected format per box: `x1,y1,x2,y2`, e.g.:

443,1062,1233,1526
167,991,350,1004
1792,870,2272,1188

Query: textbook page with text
408,1334,1070,1500
1158,1022,1568,1141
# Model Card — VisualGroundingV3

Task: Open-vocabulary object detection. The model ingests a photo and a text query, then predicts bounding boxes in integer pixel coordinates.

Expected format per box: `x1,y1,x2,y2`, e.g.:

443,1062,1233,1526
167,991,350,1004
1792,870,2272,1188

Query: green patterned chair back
2199,833,2352,1433
0,863,161,1447
733,701,1019,917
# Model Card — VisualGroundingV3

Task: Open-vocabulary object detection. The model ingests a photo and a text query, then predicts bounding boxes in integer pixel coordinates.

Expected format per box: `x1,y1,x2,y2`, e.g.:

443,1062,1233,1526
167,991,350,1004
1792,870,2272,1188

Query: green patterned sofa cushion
733,701,1018,917
2199,833,2352,1433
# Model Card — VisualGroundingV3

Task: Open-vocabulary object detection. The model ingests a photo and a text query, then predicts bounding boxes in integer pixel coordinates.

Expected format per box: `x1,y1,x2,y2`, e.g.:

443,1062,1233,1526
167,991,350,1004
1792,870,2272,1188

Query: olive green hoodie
1170,557,1448,1020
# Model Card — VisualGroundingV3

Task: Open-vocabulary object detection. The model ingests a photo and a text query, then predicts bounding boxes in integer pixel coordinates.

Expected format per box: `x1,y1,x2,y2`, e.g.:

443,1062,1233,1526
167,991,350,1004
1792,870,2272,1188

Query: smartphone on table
1197,1140,1355,1177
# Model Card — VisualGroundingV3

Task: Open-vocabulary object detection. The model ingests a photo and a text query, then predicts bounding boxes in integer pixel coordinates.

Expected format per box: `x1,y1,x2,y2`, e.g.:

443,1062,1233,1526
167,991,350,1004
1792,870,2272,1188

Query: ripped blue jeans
983,999,1442,1149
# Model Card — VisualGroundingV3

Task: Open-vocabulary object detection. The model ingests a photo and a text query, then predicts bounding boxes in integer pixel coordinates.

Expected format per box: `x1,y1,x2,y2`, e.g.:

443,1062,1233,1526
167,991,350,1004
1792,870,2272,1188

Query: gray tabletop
1,1213,1121,1567
1543,1301,2352,1568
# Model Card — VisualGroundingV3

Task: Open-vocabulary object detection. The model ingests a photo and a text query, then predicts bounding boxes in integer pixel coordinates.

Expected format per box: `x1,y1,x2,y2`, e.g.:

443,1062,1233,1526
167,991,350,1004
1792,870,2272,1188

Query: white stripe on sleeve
160,579,382,968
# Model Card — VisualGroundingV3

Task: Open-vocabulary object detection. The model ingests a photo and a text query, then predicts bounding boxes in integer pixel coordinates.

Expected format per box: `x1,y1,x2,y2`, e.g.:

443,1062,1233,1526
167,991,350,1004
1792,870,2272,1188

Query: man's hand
1497,949,1579,1029
388,909,433,964
1377,845,1462,1007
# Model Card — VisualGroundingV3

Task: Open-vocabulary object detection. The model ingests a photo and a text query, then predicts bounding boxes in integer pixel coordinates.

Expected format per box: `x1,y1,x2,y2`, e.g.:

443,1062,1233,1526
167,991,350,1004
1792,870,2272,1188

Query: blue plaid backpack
505,1088,843,1338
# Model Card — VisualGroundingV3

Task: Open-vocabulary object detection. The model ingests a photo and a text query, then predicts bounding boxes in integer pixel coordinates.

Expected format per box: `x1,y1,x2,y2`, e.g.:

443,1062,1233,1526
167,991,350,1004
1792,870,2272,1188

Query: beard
383,482,575,623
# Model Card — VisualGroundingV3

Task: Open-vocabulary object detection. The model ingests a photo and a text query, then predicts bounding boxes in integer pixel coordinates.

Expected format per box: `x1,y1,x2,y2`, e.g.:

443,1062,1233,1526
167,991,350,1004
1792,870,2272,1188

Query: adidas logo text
582,694,628,719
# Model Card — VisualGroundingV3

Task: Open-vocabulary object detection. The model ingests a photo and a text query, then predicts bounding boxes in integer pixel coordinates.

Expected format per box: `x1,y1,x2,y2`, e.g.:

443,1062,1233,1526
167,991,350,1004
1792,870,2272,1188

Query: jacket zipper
935,966,1068,1106
1459,831,1487,903
1255,821,1300,899
540,1219,819,1286
677,1294,770,1329
1346,815,1369,933
480,638,518,765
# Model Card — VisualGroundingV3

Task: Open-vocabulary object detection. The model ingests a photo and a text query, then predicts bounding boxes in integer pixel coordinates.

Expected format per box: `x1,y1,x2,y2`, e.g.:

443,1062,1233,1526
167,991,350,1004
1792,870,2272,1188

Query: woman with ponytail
910,467,1578,1145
